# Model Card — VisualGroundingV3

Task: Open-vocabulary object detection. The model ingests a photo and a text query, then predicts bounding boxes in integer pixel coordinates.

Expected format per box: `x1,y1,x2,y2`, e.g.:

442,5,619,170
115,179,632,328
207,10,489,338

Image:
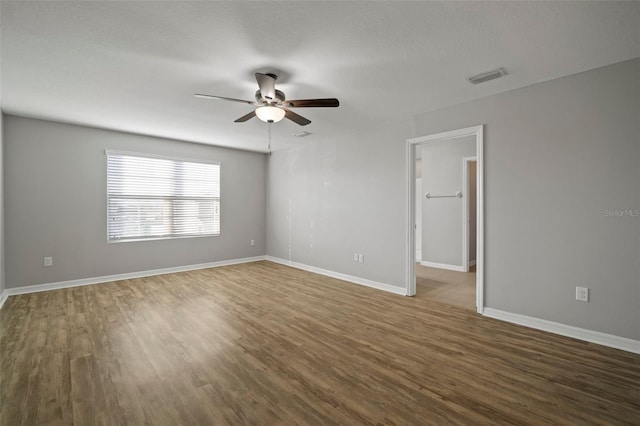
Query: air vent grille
467,68,506,85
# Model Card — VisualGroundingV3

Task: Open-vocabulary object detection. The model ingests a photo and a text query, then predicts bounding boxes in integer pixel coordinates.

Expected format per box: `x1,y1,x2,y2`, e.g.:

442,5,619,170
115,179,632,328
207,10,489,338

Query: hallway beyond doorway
416,263,476,311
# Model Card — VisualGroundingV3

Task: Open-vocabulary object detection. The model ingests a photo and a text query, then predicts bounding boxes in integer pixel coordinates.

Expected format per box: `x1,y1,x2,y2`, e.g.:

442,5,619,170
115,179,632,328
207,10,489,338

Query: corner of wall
0,110,5,299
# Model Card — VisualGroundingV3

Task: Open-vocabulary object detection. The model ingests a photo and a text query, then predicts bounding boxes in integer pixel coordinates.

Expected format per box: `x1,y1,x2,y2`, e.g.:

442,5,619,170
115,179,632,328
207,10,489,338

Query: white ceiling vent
467,68,507,85
294,131,313,138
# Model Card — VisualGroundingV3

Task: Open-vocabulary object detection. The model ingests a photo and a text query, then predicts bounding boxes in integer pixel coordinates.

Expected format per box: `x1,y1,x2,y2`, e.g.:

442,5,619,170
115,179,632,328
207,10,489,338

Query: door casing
405,125,484,314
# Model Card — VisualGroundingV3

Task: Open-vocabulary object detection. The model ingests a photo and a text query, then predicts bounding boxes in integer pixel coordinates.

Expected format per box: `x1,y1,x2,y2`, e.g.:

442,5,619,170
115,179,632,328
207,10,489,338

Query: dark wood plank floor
1,261,638,425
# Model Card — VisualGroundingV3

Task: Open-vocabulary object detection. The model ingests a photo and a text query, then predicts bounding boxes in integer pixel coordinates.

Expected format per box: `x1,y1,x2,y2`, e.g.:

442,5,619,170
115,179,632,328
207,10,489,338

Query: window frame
105,150,221,243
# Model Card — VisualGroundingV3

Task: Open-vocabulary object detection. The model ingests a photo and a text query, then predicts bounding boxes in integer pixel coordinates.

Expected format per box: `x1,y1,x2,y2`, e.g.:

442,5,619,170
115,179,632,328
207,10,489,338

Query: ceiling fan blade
234,111,256,123
285,109,311,126
194,94,256,105
284,98,340,108
255,73,277,101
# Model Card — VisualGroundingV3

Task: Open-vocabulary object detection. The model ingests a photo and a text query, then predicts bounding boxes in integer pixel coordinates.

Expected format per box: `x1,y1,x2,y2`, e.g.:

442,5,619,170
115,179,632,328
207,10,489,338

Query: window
106,151,220,242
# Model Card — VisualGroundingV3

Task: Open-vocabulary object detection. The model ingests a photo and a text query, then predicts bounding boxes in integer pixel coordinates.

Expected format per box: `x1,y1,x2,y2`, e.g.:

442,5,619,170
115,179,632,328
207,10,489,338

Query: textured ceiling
1,1,639,152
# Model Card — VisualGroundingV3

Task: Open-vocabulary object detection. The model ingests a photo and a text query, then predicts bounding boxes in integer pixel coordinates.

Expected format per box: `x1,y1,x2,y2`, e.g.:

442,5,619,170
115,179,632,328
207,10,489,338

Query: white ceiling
1,1,639,152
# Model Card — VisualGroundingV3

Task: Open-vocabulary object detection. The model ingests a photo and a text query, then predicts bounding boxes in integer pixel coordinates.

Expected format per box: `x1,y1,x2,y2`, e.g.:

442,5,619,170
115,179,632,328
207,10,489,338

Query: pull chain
267,121,272,156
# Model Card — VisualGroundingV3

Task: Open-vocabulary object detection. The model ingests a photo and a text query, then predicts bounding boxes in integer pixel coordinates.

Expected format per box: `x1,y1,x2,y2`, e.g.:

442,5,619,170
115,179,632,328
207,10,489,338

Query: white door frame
405,125,485,314
462,156,477,272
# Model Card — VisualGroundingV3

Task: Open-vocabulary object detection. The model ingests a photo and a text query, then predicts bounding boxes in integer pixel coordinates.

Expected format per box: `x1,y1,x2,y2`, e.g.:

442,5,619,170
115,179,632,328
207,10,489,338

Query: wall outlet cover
576,286,589,302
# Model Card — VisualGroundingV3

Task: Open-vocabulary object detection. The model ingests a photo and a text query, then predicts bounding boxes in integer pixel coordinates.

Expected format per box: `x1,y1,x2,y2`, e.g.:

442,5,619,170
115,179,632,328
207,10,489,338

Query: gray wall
267,58,640,341
5,116,267,288
0,112,4,295
420,136,476,267
413,58,639,340
267,120,413,287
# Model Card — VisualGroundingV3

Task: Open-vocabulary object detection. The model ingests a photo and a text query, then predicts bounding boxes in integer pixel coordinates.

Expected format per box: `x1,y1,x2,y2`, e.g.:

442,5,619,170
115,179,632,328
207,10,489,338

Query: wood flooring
1,261,638,425
416,264,476,310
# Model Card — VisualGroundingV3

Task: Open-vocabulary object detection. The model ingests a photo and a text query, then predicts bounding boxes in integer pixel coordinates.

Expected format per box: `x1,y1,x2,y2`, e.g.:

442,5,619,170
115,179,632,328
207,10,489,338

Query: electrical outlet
353,253,359,262
358,254,364,263
44,256,53,267
250,239,255,246
576,286,589,302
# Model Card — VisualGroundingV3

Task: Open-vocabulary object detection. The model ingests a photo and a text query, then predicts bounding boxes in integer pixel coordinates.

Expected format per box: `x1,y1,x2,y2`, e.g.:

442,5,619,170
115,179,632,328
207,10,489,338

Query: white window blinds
106,151,220,242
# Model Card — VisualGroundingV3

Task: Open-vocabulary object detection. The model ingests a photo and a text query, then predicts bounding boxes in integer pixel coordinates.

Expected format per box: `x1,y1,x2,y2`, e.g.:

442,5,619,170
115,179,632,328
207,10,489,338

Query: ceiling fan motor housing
256,89,286,104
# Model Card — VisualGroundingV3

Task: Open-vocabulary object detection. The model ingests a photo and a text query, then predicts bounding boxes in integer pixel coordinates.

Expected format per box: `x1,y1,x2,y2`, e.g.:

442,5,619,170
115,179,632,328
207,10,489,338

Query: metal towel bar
425,191,462,199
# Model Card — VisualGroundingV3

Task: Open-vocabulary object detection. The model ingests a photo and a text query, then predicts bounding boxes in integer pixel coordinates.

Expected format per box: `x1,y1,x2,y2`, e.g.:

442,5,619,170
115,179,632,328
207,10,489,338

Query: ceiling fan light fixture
255,106,285,123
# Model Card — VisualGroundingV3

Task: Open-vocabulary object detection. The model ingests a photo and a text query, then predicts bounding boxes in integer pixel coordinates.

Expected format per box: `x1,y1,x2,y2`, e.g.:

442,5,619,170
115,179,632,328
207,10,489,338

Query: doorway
405,125,484,313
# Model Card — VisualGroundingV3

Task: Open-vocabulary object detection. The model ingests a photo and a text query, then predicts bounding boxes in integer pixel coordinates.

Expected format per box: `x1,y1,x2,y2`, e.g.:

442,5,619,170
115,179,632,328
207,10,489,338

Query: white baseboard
0,255,408,309
420,260,465,272
483,308,640,354
469,260,476,267
0,289,8,311
266,256,407,296
1,256,267,303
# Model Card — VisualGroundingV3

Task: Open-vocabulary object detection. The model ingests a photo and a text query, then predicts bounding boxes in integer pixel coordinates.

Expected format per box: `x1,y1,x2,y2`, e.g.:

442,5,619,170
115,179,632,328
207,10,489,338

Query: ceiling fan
194,73,339,126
